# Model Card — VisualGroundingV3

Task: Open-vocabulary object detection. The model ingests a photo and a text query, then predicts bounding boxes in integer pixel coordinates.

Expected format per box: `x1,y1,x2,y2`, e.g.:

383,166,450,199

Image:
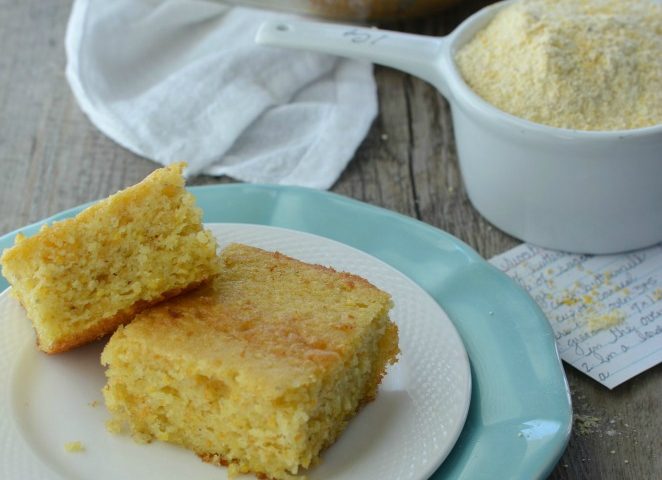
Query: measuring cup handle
256,20,450,97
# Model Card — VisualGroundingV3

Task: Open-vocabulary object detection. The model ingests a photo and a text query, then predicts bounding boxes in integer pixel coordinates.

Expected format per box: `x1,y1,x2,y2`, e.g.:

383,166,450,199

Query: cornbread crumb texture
0,162,219,353
64,441,85,453
455,0,662,131
102,243,399,480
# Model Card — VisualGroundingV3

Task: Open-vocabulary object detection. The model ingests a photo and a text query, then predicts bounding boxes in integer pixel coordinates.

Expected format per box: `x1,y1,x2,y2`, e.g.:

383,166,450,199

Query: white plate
0,223,471,480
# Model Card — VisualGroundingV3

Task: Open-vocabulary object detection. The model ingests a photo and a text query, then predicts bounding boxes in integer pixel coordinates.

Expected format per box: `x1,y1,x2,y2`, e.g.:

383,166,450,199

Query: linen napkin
65,0,377,188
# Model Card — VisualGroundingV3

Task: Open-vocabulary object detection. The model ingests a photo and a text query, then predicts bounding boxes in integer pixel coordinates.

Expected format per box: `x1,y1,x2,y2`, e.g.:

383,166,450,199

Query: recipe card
490,243,662,389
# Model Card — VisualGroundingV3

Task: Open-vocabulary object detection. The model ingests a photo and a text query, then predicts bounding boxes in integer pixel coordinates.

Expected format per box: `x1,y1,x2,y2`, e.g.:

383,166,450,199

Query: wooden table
1,1,660,478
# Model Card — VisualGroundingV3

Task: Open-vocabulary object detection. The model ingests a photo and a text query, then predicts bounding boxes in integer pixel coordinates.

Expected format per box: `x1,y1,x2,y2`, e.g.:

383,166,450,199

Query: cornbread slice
0,163,219,354
101,243,399,479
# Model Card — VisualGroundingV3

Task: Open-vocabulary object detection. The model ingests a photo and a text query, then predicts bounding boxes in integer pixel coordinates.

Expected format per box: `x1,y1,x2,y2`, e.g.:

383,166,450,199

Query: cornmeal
0,163,219,353
587,311,625,333
101,243,399,480
64,441,85,453
455,0,662,131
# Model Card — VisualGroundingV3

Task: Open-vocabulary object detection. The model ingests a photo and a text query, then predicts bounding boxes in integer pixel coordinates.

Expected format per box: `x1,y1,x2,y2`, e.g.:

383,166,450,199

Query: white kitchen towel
65,0,377,188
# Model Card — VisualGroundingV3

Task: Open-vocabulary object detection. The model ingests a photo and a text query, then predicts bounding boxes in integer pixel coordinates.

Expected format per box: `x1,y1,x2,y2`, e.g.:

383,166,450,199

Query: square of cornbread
0,163,219,354
101,243,399,479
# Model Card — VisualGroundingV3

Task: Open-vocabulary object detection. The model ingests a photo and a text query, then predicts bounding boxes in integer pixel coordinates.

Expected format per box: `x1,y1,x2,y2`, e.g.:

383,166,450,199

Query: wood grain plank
335,67,418,218
0,0,156,236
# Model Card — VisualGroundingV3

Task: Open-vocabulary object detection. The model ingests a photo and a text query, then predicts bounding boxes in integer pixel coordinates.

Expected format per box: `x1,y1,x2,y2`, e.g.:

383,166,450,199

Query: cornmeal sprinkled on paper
455,0,662,130
64,441,85,453
588,311,625,333
491,243,662,389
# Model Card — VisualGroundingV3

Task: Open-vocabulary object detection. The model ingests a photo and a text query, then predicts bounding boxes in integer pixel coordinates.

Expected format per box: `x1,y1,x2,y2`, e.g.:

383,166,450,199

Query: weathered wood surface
0,0,659,478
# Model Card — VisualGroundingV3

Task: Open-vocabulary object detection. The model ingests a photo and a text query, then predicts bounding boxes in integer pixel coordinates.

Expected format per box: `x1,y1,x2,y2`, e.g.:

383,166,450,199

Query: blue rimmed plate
0,184,571,479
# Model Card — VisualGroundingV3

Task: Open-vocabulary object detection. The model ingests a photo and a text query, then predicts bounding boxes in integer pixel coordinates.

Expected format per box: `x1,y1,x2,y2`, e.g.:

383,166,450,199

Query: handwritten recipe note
490,243,662,389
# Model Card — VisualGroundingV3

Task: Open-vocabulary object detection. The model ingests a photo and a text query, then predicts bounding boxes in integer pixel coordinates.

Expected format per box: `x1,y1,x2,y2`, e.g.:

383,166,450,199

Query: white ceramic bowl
256,1,662,254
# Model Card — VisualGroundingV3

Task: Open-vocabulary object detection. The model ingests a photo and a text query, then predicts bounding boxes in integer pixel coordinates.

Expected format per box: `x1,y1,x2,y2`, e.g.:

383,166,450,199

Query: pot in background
221,0,462,20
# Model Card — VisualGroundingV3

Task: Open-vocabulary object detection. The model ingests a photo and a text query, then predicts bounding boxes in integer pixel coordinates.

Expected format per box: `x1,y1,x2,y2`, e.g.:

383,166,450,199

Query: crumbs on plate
64,441,85,453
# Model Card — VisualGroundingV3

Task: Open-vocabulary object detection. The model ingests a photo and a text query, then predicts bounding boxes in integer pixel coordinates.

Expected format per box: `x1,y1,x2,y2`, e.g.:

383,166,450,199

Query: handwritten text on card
491,244,662,389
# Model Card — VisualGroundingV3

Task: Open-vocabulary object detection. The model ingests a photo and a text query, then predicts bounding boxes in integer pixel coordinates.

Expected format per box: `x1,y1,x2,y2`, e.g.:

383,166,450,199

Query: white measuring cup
255,1,662,254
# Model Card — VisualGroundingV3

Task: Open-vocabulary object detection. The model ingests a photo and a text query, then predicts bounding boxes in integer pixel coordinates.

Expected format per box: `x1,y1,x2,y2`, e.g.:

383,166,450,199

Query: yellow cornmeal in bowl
455,0,662,131
0,163,219,354
101,243,399,480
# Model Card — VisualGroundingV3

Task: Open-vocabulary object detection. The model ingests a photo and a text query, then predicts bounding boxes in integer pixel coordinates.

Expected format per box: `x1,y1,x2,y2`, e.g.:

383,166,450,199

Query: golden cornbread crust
0,163,219,354
102,243,399,480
